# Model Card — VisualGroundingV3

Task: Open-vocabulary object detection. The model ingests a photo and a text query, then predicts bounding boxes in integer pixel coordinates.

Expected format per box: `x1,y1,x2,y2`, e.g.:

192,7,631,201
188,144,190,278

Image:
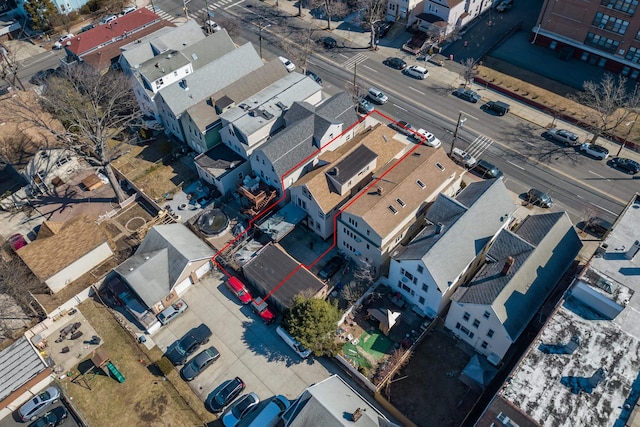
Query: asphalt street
11,0,637,226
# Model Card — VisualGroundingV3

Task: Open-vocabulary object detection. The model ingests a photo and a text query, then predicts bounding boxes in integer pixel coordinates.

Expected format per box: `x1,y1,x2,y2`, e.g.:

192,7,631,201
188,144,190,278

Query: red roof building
62,8,175,70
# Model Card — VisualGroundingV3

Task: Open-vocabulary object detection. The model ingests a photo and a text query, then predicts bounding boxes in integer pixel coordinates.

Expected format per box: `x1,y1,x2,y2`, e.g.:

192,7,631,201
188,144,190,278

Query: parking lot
152,272,341,406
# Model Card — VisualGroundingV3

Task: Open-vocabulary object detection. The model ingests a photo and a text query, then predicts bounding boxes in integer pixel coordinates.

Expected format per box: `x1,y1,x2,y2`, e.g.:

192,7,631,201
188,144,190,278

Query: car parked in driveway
53,34,73,49
411,129,441,147
226,276,252,304
318,256,345,281
28,406,67,427
19,387,60,421
206,377,245,413
250,298,276,324
222,392,260,427
389,120,416,136
165,324,212,365
157,299,188,325
383,57,406,70
526,189,553,208
452,88,480,103
546,128,579,146
611,157,639,174
580,142,609,160
180,346,220,381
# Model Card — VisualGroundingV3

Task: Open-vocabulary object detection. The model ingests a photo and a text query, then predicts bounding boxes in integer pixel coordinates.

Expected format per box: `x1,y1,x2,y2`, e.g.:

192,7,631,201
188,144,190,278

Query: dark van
486,100,510,116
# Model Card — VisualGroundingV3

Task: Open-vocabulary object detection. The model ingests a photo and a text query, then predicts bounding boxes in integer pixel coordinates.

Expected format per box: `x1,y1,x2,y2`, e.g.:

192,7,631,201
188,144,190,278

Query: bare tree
11,65,142,203
462,57,477,88
340,280,366,305
358,0,386,49
353,258,376,286
0,250,47,318
571,74,640,144
279,27,316,73
310,0,348,30
0,46,26,91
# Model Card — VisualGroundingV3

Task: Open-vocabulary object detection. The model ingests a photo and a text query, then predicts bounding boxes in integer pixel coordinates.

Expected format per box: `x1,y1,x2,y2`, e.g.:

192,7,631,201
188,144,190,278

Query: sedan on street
411,129,441,148
611,157,640,174
526,189,553,208
580,143,609,160
452,88,481,103
383,57,407,70
389,120,416,136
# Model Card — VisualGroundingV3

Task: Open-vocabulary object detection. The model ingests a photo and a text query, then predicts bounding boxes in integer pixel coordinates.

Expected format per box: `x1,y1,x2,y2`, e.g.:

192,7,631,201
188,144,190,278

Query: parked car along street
526,189,553,208
473,159,501,178
452,88,481,103
412,129,442,147
611,157,639,174
389,120,416,136
383,57,407,70
546,128,579,146
580,142,609,160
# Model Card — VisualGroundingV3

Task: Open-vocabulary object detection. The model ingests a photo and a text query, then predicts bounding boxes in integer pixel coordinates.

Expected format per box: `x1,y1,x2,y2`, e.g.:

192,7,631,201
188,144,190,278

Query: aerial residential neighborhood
0,0,640,426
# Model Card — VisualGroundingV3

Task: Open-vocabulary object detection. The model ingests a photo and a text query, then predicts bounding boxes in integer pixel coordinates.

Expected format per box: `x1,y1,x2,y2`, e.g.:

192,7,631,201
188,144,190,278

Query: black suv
453,88,481,103
473,159,501,178
207,377,246,413
526,189,553,208
384,57,406,70
165,324,212,365
319,256,345,280
611,157,640,174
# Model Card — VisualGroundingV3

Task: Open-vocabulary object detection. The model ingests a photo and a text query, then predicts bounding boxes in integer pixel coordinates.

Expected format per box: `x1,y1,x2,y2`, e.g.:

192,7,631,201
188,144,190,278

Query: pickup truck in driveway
166,324,212,365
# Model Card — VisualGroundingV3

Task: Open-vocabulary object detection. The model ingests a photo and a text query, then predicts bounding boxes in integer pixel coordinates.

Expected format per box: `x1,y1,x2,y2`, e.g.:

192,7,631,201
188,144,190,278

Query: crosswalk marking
146,4,176,21
342,53,368,69
467,135,494,159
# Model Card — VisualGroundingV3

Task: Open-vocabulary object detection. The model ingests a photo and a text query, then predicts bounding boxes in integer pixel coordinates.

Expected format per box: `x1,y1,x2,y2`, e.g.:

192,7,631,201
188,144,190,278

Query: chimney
332,167,339,175
501,256,515,276
350,408,364,422
377,186,383,195
435,223,444,234
625,240,640,260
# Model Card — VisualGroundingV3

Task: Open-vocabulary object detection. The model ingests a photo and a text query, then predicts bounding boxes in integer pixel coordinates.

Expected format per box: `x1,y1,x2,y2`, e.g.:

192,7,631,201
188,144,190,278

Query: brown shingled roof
345,146,461,237
17,215,111,281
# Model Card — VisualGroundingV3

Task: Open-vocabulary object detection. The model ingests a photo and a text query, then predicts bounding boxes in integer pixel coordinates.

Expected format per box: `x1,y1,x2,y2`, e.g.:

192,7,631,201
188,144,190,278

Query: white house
445,212,582,365
337,146,462,274
218,73,324,160
249,92,360,195
194,143,250,196
387,178,515,318
289,125,406,239
114,223,214,314
411,0,494,37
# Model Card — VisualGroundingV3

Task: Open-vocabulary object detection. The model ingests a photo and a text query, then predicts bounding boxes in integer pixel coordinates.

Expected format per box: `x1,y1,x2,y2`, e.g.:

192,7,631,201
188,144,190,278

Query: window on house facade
483,311,490,319
481,341,488,349
419,296,425,304
601,0,638,15
626,46,640,63
455,323,474,339
417,265,424,274
487,329,494,338
463,312,470,321
422,283,428,292
585,32,620,53
472,319,480,328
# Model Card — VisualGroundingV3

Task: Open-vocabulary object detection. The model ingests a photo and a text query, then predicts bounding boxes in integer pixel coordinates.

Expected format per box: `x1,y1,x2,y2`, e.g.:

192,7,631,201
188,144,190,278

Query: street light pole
617,117,637,157
259,24,271,60
449,112,466,156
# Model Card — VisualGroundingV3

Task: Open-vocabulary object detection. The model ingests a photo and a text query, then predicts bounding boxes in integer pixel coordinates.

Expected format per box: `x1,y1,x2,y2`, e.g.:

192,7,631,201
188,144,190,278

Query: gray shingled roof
115,224,213,307
120,20,206,70
256,92,358,178
0,336,48,402
394,178,516,294
453,212,582,339
158,42,263,117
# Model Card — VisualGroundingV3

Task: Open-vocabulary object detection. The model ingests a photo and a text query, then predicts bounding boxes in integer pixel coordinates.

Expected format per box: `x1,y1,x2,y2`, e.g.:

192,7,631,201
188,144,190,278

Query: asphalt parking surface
152,273,342,408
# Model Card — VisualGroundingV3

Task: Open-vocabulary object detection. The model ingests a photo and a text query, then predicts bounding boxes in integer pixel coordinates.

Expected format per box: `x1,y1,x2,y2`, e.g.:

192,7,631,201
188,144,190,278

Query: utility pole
183,0,190,20
353,61,357,89
449,111,477,156
258,24,271,60
617,116,637,157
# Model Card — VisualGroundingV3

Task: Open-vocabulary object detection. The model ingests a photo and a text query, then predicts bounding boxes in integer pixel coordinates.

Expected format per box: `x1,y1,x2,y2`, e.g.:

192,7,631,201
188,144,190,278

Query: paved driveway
152,273,339,404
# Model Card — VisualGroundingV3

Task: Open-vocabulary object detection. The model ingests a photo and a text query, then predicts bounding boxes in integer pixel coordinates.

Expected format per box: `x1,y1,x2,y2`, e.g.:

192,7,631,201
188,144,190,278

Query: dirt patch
60,299,213,427
385,322,481,427
114,203,154,230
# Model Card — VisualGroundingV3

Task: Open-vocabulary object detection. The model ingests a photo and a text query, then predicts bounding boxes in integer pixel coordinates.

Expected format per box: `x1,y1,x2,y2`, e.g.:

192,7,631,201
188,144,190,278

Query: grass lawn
60,299,215,426
358,331,393,360
342,342,373,369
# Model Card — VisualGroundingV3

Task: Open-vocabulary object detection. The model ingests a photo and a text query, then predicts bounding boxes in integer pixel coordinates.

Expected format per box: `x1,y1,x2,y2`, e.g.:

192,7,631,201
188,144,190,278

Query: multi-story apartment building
533,0,640,78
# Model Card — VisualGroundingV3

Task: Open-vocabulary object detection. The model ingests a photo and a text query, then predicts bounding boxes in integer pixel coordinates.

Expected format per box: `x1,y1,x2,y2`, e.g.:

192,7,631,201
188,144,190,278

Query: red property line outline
212,109,430,305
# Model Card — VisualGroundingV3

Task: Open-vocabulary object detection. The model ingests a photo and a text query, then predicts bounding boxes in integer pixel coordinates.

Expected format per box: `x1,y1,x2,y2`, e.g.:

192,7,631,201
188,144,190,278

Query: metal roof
0,336,48,402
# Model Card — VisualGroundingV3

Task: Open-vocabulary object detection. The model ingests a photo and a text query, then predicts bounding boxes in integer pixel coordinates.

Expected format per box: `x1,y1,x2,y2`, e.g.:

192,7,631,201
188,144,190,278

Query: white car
412,128,441,148
101,14,118,25
580,142,609,160
451,147,477,168
279,56,296,72
204,20,222,33
404,65,429,80
547,128,579,146
120,6,136,15
53,33,74,49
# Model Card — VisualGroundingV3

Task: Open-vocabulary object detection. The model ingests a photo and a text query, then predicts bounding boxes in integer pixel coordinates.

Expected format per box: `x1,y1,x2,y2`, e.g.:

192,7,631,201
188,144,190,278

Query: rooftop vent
330,167,339,176
275,101,287,110
180,79,188,90
349,408,364,422
382,135,388,143
501,256,515,276
416,179,425,189
239,103,250,111
625,240,640,260
435,222,444,234
377,186,383,195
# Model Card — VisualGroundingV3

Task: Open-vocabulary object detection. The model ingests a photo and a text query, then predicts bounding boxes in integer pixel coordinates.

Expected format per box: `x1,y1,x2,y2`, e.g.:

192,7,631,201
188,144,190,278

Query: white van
276,326,311,359
246,395,290,427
